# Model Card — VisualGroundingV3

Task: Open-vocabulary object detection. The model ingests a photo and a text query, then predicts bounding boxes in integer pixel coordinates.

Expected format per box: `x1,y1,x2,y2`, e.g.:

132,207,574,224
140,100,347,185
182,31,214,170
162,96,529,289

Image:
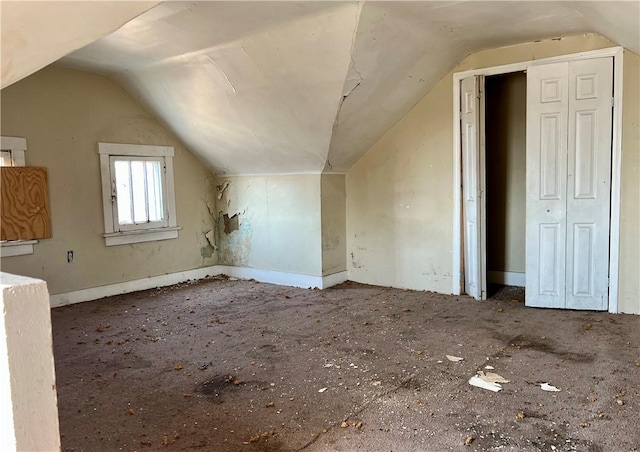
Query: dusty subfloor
52,278,640,452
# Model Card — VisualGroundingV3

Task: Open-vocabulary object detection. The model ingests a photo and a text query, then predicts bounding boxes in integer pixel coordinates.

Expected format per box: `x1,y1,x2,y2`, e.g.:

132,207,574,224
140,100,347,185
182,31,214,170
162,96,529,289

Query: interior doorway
484,72,527,298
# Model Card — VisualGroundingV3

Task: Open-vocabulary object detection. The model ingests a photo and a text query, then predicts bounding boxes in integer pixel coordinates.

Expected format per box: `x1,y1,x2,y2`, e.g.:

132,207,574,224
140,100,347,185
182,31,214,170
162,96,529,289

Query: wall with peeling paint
347,35,640,314
321,174,347,276
215,175,323,277
0,65,217,295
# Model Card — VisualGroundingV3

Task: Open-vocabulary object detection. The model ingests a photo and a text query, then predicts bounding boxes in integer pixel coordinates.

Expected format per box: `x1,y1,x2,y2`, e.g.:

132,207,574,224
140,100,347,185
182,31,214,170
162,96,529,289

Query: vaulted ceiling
4,2,640,175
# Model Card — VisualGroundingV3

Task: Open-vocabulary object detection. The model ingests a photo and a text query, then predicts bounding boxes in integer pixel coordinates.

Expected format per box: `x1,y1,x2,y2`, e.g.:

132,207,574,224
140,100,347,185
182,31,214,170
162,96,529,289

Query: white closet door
526,58,613,310
565,58,613,310
526,62,569,308
461,76,486,300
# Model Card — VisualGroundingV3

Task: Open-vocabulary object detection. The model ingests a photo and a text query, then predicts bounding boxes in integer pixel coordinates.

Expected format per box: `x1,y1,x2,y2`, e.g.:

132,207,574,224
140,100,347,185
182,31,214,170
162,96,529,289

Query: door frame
452,46,624,313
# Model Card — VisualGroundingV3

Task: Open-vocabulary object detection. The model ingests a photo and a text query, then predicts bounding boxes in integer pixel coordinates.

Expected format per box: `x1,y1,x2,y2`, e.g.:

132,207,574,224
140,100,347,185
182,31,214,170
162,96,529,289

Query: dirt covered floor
52,278,640,452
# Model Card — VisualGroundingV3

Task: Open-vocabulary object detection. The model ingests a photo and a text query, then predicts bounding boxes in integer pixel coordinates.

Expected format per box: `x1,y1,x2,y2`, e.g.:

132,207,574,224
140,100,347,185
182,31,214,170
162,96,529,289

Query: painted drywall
347,34,640,314
0,65,218,295
0,273,60,451
485,72,527,275
215,175,323,277
0,1,159,89
618,50,640,315
321,174,347,276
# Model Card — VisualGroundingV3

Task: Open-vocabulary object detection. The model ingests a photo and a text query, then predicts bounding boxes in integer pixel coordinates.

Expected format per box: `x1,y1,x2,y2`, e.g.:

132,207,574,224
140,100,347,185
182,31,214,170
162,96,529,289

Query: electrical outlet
67,251,74,263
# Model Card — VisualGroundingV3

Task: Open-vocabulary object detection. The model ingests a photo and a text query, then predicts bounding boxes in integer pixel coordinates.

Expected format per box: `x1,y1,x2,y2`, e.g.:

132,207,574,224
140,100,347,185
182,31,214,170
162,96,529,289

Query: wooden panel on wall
1,167,52,240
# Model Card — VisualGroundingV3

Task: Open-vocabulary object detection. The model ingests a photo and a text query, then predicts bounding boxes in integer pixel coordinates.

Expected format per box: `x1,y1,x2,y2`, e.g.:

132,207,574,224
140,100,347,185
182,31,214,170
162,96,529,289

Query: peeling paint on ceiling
22,2,640,174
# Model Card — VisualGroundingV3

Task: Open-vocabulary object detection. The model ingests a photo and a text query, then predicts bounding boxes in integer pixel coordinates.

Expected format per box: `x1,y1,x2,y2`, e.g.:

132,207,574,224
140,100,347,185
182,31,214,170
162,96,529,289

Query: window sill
103,226,181,246
0,240,38,257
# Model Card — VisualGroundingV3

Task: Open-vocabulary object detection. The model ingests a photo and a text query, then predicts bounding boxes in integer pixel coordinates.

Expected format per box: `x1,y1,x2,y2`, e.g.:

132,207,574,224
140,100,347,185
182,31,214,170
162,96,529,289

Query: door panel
526,62,569,308
461,76,486,300
540,113,563,200
538,223,562,296
526,57,612,310
565,58,612,310
571,223,595,297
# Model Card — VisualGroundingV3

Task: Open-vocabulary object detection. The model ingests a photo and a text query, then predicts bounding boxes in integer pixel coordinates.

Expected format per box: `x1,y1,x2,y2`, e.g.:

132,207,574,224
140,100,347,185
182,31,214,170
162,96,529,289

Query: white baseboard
321,271,348,288
218,266,348,290
49,266,221,307
487,270,526,287
49,266,348,307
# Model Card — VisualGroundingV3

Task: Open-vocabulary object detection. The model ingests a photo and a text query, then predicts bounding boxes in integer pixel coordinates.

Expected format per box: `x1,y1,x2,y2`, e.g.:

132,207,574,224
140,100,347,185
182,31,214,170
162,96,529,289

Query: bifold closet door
526,62,569,309
461,76,486,300
526,58,612,310
565,58,613,310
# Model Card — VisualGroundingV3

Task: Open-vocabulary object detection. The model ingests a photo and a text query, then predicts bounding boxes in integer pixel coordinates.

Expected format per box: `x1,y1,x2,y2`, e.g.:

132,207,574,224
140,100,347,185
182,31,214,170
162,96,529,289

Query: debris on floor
446,355,464,362
51,279,640,452
468,375,503,392
540,382,561,392
476,370,510,384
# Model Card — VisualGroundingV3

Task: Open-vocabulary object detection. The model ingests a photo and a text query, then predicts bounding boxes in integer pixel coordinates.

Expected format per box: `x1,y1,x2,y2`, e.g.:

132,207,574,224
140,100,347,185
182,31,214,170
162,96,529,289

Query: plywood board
1,167,52,240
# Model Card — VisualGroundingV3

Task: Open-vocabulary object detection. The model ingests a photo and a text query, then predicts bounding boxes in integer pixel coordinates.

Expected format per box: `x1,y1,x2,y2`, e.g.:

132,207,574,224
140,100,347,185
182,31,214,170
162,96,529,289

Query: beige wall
215,174,323,277
619,49,640,314
347,34,640,314
0,65,218,295
321,174,347,276
485,72,526,275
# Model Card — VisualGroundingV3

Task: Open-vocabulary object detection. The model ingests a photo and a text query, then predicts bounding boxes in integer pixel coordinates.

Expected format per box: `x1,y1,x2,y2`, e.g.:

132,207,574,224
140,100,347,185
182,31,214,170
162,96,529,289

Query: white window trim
98,142,180,246
1,136,36,257
0,136,26,166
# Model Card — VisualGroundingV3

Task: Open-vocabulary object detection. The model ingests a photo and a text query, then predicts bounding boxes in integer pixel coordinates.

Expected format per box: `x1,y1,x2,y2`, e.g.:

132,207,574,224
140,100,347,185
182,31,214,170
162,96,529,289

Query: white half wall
0,273,60,451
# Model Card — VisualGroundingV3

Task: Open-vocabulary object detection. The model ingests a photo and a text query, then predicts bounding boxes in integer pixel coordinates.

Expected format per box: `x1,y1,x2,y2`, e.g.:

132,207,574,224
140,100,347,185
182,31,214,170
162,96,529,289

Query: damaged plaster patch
216,209,252,266
199,177,219,265
217,181,230,200
223,213,239,234
200,229,216,259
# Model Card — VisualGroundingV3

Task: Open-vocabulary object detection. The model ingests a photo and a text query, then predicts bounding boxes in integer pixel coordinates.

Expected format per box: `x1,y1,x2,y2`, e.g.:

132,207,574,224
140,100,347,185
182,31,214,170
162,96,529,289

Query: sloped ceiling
0,1,159,89
42,2,640,173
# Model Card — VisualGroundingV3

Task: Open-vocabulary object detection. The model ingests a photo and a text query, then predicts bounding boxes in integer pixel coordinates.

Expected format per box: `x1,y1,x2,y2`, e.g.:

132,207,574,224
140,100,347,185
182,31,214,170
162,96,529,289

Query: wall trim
216,171,325,177
487,271,526,287
321,270,348,288
452,46,623,314
217,266,347,289
49,266,349,307
49,266,221,307
0,240,37,258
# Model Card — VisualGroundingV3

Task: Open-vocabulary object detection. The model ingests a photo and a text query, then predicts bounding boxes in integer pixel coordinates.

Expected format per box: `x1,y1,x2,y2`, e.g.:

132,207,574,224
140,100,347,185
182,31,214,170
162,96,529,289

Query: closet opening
484,71,527,299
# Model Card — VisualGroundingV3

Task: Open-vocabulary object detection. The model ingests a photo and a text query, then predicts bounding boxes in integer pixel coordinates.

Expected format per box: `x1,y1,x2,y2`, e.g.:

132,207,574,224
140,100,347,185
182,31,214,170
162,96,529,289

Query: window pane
0,150,12,167
145,161,164,222
130,160,148,224
114,161,133,224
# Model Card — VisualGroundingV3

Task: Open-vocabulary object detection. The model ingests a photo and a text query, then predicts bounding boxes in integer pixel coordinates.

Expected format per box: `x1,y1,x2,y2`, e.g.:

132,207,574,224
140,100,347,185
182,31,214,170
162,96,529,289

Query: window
0,136,37,257
99,143,180,246
0,136,26,167
0,150,12,166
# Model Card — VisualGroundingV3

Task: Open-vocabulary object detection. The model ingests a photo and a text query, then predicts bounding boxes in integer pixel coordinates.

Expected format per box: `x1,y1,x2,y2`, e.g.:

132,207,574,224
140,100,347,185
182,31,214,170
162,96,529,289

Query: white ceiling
0,1,159,90
34,2,640,173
